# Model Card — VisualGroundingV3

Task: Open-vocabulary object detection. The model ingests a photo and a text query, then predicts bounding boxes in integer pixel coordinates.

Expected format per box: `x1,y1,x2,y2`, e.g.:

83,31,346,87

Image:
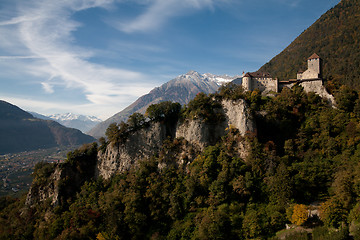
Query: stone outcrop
26,99,256,205
96,122,170,179
25,165,61,207
176,99,255,149
26,144,98,207
97,99,255,179
299,80,336,106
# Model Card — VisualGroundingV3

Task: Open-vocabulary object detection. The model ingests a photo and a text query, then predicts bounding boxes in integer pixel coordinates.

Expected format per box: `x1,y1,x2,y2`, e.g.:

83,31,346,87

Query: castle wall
252,78,278,93
242,77,252,91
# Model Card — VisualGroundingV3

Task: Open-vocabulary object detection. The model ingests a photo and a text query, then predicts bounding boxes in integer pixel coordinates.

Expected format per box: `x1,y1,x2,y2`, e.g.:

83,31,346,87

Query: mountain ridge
29,112,102,133
88,70,237,138
0,100,95,154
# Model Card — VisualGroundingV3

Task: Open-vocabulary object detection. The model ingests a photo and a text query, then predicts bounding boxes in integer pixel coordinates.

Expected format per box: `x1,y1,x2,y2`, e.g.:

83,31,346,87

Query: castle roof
244,72,252,77
308,53,320,60
248,71,272,78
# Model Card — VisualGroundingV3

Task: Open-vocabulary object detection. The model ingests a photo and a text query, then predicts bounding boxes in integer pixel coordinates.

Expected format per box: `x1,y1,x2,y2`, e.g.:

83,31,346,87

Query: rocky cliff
96,122,171,179
96,99,255,179
26,143,98,207
26,99,255,206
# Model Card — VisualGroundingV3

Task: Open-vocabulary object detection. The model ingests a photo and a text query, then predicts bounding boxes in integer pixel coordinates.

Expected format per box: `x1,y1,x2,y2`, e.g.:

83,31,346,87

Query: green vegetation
145,101,181,123
259,0,360,89
1,83,360,239
182,92,225,123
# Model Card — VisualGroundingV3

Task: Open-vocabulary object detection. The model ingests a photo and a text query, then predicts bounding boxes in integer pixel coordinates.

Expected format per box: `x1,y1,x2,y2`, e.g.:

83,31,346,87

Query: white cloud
115,0,219,33
0,16,43,26
0,0,156,118
41,82,54,94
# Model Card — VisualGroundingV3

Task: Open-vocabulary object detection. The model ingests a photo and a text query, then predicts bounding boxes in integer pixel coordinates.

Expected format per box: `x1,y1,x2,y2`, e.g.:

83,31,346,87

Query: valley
0,146,77,197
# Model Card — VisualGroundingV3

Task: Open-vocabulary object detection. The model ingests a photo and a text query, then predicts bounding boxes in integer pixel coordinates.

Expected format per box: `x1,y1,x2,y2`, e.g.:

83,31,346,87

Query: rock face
282,80,336,106
26,144,98,207
25,166,61,206
26,100,255,206
176,99,255,149
96,122,171,179
97,99,255,179
299,80,336,106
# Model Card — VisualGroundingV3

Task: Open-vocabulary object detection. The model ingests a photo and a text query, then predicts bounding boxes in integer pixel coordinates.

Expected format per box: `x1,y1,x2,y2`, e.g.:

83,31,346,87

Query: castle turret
242,73,252,91
307,53,322,78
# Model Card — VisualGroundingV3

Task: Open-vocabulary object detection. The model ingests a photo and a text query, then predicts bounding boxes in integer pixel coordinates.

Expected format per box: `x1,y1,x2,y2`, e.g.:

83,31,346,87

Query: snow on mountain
202,73,240,85
47,113,102,133
49,113,102,123
88,70,239,138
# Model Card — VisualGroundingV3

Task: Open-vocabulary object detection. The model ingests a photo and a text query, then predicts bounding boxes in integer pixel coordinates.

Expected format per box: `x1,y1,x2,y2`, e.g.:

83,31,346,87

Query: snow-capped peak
48,113,102,122
179,70,239,85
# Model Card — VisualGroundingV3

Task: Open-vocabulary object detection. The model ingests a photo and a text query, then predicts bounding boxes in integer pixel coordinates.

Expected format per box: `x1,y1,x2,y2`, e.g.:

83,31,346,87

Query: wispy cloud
41,82,54,94
0,55,41,59
0,0,155,116
114,0,221,33
273,0,301,8
0,16,43,26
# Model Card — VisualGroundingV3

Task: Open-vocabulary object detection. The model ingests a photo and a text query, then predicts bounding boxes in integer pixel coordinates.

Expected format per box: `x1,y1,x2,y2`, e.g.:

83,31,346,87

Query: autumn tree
291,204,308,226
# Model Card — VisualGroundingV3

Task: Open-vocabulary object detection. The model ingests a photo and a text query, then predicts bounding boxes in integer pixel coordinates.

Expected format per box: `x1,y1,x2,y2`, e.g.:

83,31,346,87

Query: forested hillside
1,84,360,239
0,100,95,154
259,0,360,88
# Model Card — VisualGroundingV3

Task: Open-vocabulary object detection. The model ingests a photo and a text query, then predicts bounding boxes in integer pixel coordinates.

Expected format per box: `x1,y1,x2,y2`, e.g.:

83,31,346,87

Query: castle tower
242,73,252,91
307,53,322,79
297,53,322,80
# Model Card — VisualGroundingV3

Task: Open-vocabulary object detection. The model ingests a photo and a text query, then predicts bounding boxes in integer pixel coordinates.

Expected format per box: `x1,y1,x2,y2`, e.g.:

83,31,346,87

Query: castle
241,53,323,93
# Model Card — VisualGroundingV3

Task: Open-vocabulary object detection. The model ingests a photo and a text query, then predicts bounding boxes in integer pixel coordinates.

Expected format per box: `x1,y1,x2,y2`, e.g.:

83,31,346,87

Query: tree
320,199,347,228
291,204,308,226
145,101,181,122
334,85,358,112
127,113,146,130
105,123,119,143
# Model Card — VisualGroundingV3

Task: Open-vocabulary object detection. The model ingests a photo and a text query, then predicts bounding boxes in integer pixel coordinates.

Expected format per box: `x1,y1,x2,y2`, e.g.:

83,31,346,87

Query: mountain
88,70,237,138
47,113,102,133
28,111,53,121
0,100,95,154
259,0,360,87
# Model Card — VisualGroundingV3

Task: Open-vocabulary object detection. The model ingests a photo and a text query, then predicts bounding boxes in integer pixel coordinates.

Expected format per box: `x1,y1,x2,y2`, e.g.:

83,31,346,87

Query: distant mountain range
29,112,102,133
0,100,95,154
88,71,238,138
30,112,102,133
259,0,360,87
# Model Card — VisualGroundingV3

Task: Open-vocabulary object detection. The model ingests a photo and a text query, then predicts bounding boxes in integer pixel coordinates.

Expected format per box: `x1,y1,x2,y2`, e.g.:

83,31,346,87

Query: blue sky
0,0,339,119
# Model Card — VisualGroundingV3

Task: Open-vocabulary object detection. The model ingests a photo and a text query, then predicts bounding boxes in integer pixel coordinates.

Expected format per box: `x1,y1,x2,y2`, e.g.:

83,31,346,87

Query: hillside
0,100,95,154
259,0,360,87
2,84,360,239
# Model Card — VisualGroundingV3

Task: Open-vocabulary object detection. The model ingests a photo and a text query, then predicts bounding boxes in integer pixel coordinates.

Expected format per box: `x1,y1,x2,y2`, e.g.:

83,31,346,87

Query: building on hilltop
241,53,324,93
242,71,278,93
296,53,322,80
240,53,336,105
